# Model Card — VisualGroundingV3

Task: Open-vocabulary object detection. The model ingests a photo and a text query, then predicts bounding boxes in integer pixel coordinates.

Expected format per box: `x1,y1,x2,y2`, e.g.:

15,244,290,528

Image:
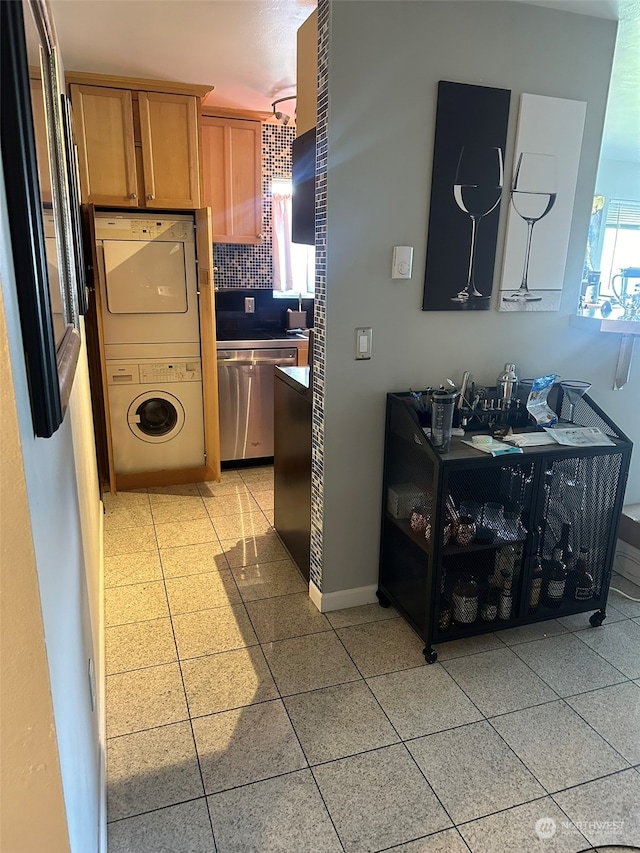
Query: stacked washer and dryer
95,212,205,475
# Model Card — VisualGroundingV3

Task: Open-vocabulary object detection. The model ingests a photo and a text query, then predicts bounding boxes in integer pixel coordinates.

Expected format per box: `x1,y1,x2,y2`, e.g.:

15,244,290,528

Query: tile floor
104,465,640,853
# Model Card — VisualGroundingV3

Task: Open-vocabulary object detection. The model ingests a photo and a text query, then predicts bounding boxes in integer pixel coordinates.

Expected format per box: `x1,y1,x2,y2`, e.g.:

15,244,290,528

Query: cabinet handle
129,193,137,199
257,233,263,239
147,194,155,201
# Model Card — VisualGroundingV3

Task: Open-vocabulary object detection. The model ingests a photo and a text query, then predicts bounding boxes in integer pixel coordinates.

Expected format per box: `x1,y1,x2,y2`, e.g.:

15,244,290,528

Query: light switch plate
355,327,372,360
244,297,255,313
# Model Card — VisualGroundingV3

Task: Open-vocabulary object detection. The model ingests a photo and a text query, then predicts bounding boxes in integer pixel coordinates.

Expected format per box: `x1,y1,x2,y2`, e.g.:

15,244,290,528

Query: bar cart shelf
378,387,632,662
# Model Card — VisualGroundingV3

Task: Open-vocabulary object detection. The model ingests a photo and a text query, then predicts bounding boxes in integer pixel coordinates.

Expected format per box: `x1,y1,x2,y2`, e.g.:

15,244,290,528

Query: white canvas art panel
499,94,586,311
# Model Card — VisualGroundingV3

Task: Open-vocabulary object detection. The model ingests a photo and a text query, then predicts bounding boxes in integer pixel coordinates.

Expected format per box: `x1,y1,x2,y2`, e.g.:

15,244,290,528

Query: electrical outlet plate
244,297,255,314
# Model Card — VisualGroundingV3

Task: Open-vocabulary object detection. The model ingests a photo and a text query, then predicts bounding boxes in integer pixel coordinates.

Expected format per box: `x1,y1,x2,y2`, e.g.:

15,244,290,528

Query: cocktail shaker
430,387,458,452
496,363,518,406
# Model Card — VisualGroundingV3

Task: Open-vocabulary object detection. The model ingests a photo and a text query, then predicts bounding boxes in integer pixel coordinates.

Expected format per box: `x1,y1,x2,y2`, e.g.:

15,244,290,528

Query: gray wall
322,1,635,594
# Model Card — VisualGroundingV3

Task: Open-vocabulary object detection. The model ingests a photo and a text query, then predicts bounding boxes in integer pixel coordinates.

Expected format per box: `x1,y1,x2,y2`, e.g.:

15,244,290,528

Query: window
272,178,315,296
598,199,640,297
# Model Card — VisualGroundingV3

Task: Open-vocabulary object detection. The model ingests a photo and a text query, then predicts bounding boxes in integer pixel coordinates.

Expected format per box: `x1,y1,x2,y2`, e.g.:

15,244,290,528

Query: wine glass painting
422,80,511,312
499,94,586,312
503,152,557,303
452,145,504,303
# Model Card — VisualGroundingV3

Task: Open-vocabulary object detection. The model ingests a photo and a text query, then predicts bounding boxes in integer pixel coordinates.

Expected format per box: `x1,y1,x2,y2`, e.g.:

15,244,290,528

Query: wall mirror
0,0,82,437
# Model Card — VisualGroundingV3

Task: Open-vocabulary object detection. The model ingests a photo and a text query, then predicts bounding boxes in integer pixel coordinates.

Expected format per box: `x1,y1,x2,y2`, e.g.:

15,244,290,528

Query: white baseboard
614,539,640,586
308,581,379,613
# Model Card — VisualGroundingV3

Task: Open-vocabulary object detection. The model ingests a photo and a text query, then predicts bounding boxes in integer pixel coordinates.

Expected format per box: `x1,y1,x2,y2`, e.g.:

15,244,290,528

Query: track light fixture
271,96,296,126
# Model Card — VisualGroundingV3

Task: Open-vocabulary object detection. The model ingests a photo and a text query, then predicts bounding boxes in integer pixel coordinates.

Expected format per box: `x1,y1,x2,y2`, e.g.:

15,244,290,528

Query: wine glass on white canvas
503,152,557,303
451,145,504,303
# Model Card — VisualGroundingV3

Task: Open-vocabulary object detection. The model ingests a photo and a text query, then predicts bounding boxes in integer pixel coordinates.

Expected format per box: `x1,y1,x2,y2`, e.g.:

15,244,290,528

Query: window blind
606,199,640,228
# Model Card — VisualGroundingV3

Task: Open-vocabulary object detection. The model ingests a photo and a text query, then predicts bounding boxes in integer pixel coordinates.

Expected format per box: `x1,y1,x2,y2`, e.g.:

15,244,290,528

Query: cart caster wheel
423,648,438,664
589,611,606,628
376,590,391,609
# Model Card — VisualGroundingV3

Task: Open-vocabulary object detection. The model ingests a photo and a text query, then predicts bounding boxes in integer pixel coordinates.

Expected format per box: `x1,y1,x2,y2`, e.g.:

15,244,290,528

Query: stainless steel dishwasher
217,343,297,461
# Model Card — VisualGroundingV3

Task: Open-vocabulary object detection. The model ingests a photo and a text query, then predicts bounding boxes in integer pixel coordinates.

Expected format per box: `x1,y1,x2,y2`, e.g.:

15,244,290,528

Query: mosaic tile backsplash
213,124,295,289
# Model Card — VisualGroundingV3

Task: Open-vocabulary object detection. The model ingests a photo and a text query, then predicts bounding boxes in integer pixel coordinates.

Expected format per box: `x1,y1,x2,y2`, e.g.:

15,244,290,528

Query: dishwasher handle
218,350,297,365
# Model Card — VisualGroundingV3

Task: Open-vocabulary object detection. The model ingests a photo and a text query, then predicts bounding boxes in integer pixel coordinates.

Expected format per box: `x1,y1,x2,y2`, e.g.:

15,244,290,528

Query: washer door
127,391,185,443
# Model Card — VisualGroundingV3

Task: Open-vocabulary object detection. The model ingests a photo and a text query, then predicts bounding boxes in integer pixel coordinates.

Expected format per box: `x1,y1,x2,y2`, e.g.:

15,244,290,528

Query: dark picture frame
1,0,80,437
422,81,511,312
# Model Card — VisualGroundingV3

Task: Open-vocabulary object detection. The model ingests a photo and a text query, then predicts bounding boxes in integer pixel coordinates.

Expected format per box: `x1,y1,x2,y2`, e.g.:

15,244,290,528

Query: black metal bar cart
377,386,633,663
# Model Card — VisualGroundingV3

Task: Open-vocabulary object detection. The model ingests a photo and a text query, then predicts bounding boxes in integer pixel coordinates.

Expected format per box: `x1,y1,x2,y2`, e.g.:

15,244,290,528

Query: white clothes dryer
94,212,199,355
106,358,205,474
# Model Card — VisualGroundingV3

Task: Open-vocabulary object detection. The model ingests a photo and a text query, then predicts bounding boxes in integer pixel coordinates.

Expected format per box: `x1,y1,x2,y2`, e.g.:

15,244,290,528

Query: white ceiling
50,0,638,161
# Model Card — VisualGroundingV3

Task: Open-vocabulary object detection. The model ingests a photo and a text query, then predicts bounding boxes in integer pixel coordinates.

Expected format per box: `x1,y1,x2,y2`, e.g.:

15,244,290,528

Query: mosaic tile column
309,0,329,592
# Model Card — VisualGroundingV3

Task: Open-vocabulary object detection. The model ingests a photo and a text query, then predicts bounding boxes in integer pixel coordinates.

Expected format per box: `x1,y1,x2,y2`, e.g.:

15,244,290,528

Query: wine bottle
544,547,567,608
528,555,543,614
554,522,574,568
498,572,513,620
574,547,594,601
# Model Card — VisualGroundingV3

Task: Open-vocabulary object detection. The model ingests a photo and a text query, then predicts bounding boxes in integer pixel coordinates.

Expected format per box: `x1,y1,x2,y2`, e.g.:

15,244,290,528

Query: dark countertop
275,366,312,398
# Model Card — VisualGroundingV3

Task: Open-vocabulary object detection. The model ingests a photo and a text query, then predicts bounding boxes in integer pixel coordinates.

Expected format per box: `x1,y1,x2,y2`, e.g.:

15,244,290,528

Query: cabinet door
201,116,262,244
70,84,138,206
138,92,201,209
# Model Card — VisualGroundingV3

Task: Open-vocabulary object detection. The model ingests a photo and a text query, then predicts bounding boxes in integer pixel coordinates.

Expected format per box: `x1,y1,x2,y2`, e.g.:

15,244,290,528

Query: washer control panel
106,360,201,385
139,361,202,384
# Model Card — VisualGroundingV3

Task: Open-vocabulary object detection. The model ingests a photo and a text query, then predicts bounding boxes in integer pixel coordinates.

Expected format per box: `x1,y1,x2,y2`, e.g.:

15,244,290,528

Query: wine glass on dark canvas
503,152,557,303
451,145,504,303
560,379,591,423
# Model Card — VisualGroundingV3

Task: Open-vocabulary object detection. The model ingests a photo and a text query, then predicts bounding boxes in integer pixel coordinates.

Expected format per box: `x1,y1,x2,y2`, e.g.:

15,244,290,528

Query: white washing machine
106,358,205,474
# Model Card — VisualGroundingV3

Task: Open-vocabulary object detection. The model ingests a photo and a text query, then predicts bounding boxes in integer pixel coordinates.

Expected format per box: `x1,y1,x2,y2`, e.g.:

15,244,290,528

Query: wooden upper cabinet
139,92,200,209
201,116,262,245
70,82,202,209
70,85,138,206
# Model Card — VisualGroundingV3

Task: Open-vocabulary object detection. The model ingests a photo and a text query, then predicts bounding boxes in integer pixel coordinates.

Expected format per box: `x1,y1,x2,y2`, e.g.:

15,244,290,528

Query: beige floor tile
407,721,545,824
165,570,241,614
284,681,400,765
336,618,427,677
103,490,150,512
262,631,360,696
105,581,169,627
388,829,470,853
221,532,288,567
104,551,163,588
159,541,229,578
193,700,307,793
198,479,250,497
103,501,153,530
245,592,330,642
325,602,399,630
565,682,640,764
172,604,258,659
212,511,272,540
263,509,275,526
104,525,157,557
106,663,188,737
434,631,505,662
107,799,214,853
150,499,208,525
250,489,274,511
367,664,483,740
147,483,202,502
202,492,261,518
576,619,640,679
459,797,587,853
181,647,278,717
106,618,177,674
207,770,342,853
232,560,307,602
107,721,203,820
154,518,217,550
312,744,451,853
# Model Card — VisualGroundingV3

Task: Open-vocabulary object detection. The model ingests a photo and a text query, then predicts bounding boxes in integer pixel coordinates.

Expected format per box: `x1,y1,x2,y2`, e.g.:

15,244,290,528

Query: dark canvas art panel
422,81,511,311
